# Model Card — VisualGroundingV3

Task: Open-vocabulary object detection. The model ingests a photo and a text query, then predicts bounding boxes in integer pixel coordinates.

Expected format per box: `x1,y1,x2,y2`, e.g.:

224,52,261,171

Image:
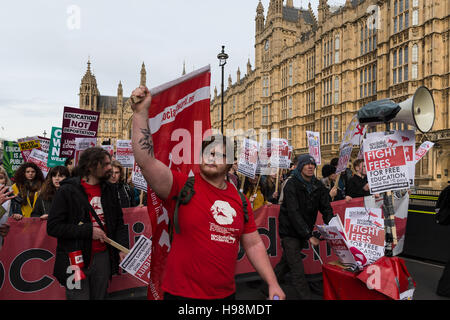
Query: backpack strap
237,191,249,223
172,176,196,235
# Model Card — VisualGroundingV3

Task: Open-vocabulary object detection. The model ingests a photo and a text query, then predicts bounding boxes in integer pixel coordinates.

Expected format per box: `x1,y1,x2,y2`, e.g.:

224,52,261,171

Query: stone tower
79,59,99,111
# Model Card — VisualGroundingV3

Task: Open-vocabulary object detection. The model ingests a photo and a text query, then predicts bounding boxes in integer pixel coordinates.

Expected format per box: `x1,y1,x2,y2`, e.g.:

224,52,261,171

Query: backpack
170,176,249,239
435,186,450,226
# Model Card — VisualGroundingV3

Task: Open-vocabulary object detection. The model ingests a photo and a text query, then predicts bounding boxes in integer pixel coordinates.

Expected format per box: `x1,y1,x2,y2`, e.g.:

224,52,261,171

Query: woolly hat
296,154,317,171
322,164,336,178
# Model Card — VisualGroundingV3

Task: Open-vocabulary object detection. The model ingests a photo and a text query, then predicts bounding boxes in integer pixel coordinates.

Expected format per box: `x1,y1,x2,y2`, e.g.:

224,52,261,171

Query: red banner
0,197,398,299
0,207,151,300
145,66,212,300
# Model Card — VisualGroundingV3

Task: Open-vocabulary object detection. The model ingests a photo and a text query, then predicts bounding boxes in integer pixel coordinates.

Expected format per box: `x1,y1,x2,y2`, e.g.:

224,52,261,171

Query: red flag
145,66,211,300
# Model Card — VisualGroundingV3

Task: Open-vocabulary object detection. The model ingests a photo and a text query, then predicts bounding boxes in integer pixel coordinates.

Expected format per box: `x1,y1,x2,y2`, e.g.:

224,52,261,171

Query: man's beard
99,171,112,182
200,164,228,179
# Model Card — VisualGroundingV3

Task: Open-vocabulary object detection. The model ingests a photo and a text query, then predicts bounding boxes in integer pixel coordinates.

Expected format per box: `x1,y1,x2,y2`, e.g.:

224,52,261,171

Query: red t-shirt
161,171,257,299
81,181,107,253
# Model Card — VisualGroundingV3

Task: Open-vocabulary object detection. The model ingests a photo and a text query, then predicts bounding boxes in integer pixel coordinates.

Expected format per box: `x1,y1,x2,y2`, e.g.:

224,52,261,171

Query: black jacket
47,177,128,286
278,175,334,246
346,174,371,198
116,183,137,208
31,196,53,217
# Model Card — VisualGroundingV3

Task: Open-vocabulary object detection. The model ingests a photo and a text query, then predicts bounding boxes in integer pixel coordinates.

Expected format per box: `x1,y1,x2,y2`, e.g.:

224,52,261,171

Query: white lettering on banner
158,230,171,251
148,86,210,135
63,113,98,121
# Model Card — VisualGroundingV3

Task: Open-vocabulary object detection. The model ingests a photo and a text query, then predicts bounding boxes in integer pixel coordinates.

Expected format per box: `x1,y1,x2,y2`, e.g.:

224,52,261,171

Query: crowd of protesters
0,97,448,301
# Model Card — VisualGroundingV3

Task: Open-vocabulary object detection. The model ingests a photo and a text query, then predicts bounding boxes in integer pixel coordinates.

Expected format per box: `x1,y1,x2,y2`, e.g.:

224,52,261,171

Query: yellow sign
18,140,41,151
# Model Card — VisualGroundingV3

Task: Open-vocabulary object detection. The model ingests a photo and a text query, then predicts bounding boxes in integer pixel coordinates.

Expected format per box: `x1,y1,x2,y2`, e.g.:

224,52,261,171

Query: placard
237,138,259,179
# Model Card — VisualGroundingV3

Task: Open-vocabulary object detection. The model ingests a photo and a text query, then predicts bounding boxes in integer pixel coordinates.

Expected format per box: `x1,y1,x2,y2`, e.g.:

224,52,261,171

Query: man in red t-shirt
130,86,285,300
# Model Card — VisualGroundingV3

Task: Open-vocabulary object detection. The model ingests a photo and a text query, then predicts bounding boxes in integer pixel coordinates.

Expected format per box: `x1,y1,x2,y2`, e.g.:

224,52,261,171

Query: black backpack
436,186,450,225
170,176,249,239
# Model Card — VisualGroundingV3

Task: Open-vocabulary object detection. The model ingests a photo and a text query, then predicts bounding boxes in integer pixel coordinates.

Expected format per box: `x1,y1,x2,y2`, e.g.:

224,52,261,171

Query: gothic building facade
210,0,449,189
79,60,147,146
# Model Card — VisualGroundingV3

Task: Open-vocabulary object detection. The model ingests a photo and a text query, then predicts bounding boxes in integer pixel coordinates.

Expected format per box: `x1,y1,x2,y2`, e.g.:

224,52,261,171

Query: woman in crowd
262,169,281,205
31,166,70,220
11,162,45,220
0,167,13,215
244,175,267,211
321,164,344,202
109,160,136,208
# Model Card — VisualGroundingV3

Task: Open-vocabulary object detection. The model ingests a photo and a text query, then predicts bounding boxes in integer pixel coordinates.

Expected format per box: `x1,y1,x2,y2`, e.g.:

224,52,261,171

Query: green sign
47,127,67,168
2,141,24,178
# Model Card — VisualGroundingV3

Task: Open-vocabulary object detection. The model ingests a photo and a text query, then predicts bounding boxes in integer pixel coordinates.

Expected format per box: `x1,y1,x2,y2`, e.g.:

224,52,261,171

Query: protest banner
415,141,434,164
2,141,24,178
344,207,385,266
38,136,50,154
341,115,367,148
237,138,259,179
306,131,321,165
60,106,100,158
142,66,212,300
317,223,358,269
0,207,151,299
256,139,271,175
101,145,114,158
336,144,353,174
364,191,409,256
119,235,152,285
395,130,416,186
73,137,97,167
363,131,410,193
116,140,134,168
47,127,67,168
18,138,41,162
132,161,147,192
269,138,290,169
28,149,49,178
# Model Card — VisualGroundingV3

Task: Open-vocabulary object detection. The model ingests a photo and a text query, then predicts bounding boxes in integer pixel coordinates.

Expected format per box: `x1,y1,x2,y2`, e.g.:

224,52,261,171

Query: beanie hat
296,154,317,171
322,164,336,178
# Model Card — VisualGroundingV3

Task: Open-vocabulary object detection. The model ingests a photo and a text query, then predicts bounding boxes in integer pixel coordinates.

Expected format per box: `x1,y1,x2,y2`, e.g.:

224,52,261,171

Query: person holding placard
320,164,344,202
345,159,371,201
275,154,334,300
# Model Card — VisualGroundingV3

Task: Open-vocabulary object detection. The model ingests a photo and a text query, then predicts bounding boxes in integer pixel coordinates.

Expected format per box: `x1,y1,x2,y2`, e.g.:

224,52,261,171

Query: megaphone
357,86,435,133
394,86,435,133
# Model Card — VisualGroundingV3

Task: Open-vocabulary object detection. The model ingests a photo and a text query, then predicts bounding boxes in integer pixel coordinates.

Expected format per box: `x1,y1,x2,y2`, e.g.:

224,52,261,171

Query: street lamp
217,45,229,134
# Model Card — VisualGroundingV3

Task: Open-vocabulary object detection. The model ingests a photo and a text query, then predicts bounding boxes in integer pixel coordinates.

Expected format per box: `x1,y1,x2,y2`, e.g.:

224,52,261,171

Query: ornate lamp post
217,46,229,134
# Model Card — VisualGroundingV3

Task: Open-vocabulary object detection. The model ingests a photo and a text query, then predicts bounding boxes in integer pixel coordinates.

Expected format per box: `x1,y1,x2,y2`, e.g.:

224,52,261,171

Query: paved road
107,256,450,300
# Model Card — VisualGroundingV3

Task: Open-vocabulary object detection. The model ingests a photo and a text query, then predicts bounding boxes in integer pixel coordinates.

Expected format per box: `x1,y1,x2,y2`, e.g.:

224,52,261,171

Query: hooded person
274,154,335,299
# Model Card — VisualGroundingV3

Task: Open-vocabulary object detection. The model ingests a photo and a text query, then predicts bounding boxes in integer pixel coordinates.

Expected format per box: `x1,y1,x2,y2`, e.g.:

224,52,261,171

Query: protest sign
132,161,147,192
306,131,321,165
256,140,271,175
2,141,24,178
60,106,100,158
269,138,290,169
363,131,410,193
116,140,134,168
396,130,416,186
73,137,97,167
344,207,385,266
18,138,41,162
336,144,353,174
237,138,259,179
415,141,434,164
47,127,67,168
101,145,114,158
341,115,366,148
28,149,49,178
317,220,357,269
119,235,152,285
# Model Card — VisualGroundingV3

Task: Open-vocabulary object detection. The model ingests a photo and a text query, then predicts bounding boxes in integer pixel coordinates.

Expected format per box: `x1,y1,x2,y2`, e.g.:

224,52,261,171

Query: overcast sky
0,0,345,141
